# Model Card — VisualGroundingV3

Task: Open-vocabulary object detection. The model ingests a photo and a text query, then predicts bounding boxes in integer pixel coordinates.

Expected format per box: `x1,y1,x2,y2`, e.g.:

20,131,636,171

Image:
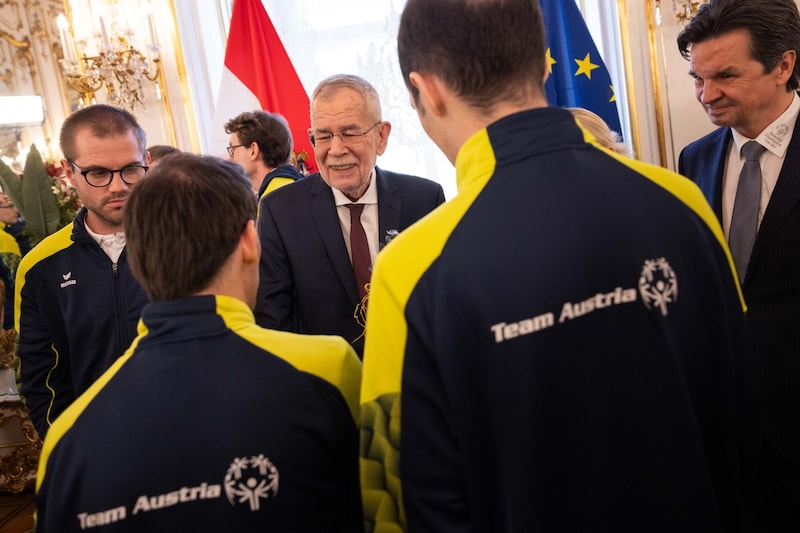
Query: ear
145,150,152,165
776,49,797,86
375,121,392,156
248,142,260,162
239,220,260,265
61,159,74,179
409,71,447,117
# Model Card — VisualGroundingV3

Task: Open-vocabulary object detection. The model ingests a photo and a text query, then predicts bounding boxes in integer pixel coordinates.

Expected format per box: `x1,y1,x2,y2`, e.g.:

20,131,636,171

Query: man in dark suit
677,1,800,528
254,74,445,357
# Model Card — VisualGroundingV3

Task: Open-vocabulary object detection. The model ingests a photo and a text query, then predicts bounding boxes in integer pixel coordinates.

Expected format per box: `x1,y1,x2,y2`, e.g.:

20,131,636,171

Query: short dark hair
60,104,147,162
146,144,180,163
124,153,257,301
677,0,800,91
398,0,546,111
224,110,293,168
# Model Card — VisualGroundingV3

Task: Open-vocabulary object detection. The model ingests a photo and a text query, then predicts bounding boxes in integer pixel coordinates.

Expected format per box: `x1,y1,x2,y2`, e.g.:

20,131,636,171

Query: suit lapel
308,176,360,302
704,129,732,219
376,168,402,252
748,120,800,280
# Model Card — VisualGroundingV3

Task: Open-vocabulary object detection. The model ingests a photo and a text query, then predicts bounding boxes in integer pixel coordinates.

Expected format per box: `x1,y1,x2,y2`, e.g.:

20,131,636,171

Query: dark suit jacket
679,122,800,462
255,167,445,357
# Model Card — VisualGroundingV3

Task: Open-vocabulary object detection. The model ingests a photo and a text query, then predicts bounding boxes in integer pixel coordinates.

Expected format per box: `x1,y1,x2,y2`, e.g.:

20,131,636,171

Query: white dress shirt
85,223,126,264
331,168,379,266
722,93,800,237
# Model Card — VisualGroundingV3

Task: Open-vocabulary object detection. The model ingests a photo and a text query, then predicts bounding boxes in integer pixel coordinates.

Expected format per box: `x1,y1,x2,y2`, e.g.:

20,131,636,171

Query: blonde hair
568,107,633,158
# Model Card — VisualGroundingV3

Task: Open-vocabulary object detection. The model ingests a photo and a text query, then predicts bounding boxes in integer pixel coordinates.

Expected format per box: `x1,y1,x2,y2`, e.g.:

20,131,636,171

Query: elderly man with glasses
254,74,445,358
15,103,149,439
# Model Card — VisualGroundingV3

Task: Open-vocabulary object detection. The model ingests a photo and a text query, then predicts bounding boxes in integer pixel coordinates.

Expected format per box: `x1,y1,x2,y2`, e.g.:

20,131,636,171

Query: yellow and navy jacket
360,108,758,532
36,294,363,532
0,227,21,329
15,208,148,439
257,164,304,200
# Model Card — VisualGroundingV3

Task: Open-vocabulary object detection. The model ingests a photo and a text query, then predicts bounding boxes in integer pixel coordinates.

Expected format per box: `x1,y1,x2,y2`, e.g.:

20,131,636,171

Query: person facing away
224,110,304,199
358,0,759,531
35,154,363,532
568,107,633,158
15,104,149,440
146,144,180,169
677,1,800,529
253,73,445,358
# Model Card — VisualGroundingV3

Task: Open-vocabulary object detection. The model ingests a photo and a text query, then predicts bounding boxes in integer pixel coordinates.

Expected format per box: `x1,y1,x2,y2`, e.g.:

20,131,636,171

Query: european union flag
540,0,622,135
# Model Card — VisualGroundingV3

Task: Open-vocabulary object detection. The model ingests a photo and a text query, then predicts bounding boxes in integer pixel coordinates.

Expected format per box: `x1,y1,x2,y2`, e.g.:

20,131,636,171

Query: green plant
0,144,78,246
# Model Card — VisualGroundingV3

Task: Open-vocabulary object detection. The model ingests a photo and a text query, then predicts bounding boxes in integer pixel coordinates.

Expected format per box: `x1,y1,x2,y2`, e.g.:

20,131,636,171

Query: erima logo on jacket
60,272,77,288
491,257,678,343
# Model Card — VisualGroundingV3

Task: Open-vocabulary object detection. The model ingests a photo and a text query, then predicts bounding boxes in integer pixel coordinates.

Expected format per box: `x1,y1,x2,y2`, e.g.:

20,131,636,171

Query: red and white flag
210,0,314,171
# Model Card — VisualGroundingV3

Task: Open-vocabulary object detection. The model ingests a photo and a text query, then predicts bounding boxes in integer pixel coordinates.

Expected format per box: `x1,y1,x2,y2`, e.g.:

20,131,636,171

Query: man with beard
16,104,149,439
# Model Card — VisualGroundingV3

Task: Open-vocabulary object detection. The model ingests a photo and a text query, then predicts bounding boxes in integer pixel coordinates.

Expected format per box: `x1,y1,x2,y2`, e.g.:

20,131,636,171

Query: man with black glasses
254,74,445,358
224,110,304,199
15,103,149,439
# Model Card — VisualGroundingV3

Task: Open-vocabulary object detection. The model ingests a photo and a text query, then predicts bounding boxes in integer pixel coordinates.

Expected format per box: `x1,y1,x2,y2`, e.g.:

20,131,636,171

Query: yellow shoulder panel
217,295,362,421
14,223,75,334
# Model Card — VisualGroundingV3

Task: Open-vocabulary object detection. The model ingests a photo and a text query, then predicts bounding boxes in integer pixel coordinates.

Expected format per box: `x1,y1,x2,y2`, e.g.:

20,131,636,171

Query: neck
442,96,548,164
84,211,122,235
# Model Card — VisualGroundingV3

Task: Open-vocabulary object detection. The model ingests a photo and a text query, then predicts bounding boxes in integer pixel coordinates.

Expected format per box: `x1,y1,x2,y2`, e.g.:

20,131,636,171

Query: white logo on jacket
73,454,279,528
60,272,77,288
638,257,678,317
490,257,679,343
224,455,280,511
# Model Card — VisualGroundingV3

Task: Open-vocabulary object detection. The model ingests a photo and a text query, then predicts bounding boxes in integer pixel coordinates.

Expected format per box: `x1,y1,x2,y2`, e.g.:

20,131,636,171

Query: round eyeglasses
70,162,149,188
309,121,382,147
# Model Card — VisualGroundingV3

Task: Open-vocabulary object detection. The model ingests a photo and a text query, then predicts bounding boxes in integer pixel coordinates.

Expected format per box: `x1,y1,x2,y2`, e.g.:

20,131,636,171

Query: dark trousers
754,437,800,532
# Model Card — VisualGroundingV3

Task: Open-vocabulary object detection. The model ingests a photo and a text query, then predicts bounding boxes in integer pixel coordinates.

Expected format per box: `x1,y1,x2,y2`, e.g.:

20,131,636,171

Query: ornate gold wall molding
0,1,67,161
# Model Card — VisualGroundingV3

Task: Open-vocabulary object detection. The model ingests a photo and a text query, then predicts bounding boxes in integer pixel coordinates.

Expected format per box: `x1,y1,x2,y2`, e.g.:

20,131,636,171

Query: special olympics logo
638,258,678,317
223,455,279,511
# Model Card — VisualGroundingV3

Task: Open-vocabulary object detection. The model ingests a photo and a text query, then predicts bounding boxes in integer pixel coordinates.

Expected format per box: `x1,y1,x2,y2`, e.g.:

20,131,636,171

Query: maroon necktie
347,204,371,299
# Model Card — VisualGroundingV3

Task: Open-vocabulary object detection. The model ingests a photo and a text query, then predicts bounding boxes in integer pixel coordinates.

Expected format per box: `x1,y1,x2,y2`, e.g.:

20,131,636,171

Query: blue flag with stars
540,0,622,135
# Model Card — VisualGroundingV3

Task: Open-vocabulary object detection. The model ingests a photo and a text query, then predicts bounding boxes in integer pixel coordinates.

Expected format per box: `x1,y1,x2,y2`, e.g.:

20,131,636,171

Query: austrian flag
211,0,314,171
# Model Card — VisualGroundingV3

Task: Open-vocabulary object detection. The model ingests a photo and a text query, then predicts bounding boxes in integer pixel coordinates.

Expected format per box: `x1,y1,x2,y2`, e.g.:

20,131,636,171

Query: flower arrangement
45,160,81,227
0,144,81,246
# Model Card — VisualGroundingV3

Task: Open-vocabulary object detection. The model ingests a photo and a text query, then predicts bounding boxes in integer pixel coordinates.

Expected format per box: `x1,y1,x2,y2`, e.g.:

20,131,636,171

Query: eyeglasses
227,144,245,157
70,161,149,188
309,121,382,148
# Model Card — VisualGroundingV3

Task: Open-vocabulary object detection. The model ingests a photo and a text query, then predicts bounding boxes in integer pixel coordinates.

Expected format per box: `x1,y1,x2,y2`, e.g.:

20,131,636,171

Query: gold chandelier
56,1,164,111
672,0,708,24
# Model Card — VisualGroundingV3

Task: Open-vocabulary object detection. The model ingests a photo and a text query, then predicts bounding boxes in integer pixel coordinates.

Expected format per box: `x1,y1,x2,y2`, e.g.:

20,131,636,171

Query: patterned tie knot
742,141,765,162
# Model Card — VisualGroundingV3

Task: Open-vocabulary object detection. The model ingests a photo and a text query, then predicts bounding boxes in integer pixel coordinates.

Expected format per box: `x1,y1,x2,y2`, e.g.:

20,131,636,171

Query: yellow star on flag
574,53,599,79
546,48,557,74
609,85,616,103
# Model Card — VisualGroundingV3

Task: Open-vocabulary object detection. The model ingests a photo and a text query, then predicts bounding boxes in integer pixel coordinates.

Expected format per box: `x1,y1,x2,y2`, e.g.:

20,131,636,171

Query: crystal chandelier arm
55,5,164,112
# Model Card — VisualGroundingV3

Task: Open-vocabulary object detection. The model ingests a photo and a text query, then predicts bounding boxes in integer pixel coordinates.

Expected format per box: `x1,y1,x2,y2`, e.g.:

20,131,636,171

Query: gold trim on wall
167,0,201,153
645,0,669,167
616,0,641,160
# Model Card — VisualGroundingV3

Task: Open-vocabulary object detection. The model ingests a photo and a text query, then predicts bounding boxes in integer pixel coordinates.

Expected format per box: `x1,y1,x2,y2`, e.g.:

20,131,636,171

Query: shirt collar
84,222,126,247
731,92,800,158
331,168,378,206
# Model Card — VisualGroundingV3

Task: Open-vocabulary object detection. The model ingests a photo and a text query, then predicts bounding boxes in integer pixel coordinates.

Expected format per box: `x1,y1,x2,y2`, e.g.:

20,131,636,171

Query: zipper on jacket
112,262,119,279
